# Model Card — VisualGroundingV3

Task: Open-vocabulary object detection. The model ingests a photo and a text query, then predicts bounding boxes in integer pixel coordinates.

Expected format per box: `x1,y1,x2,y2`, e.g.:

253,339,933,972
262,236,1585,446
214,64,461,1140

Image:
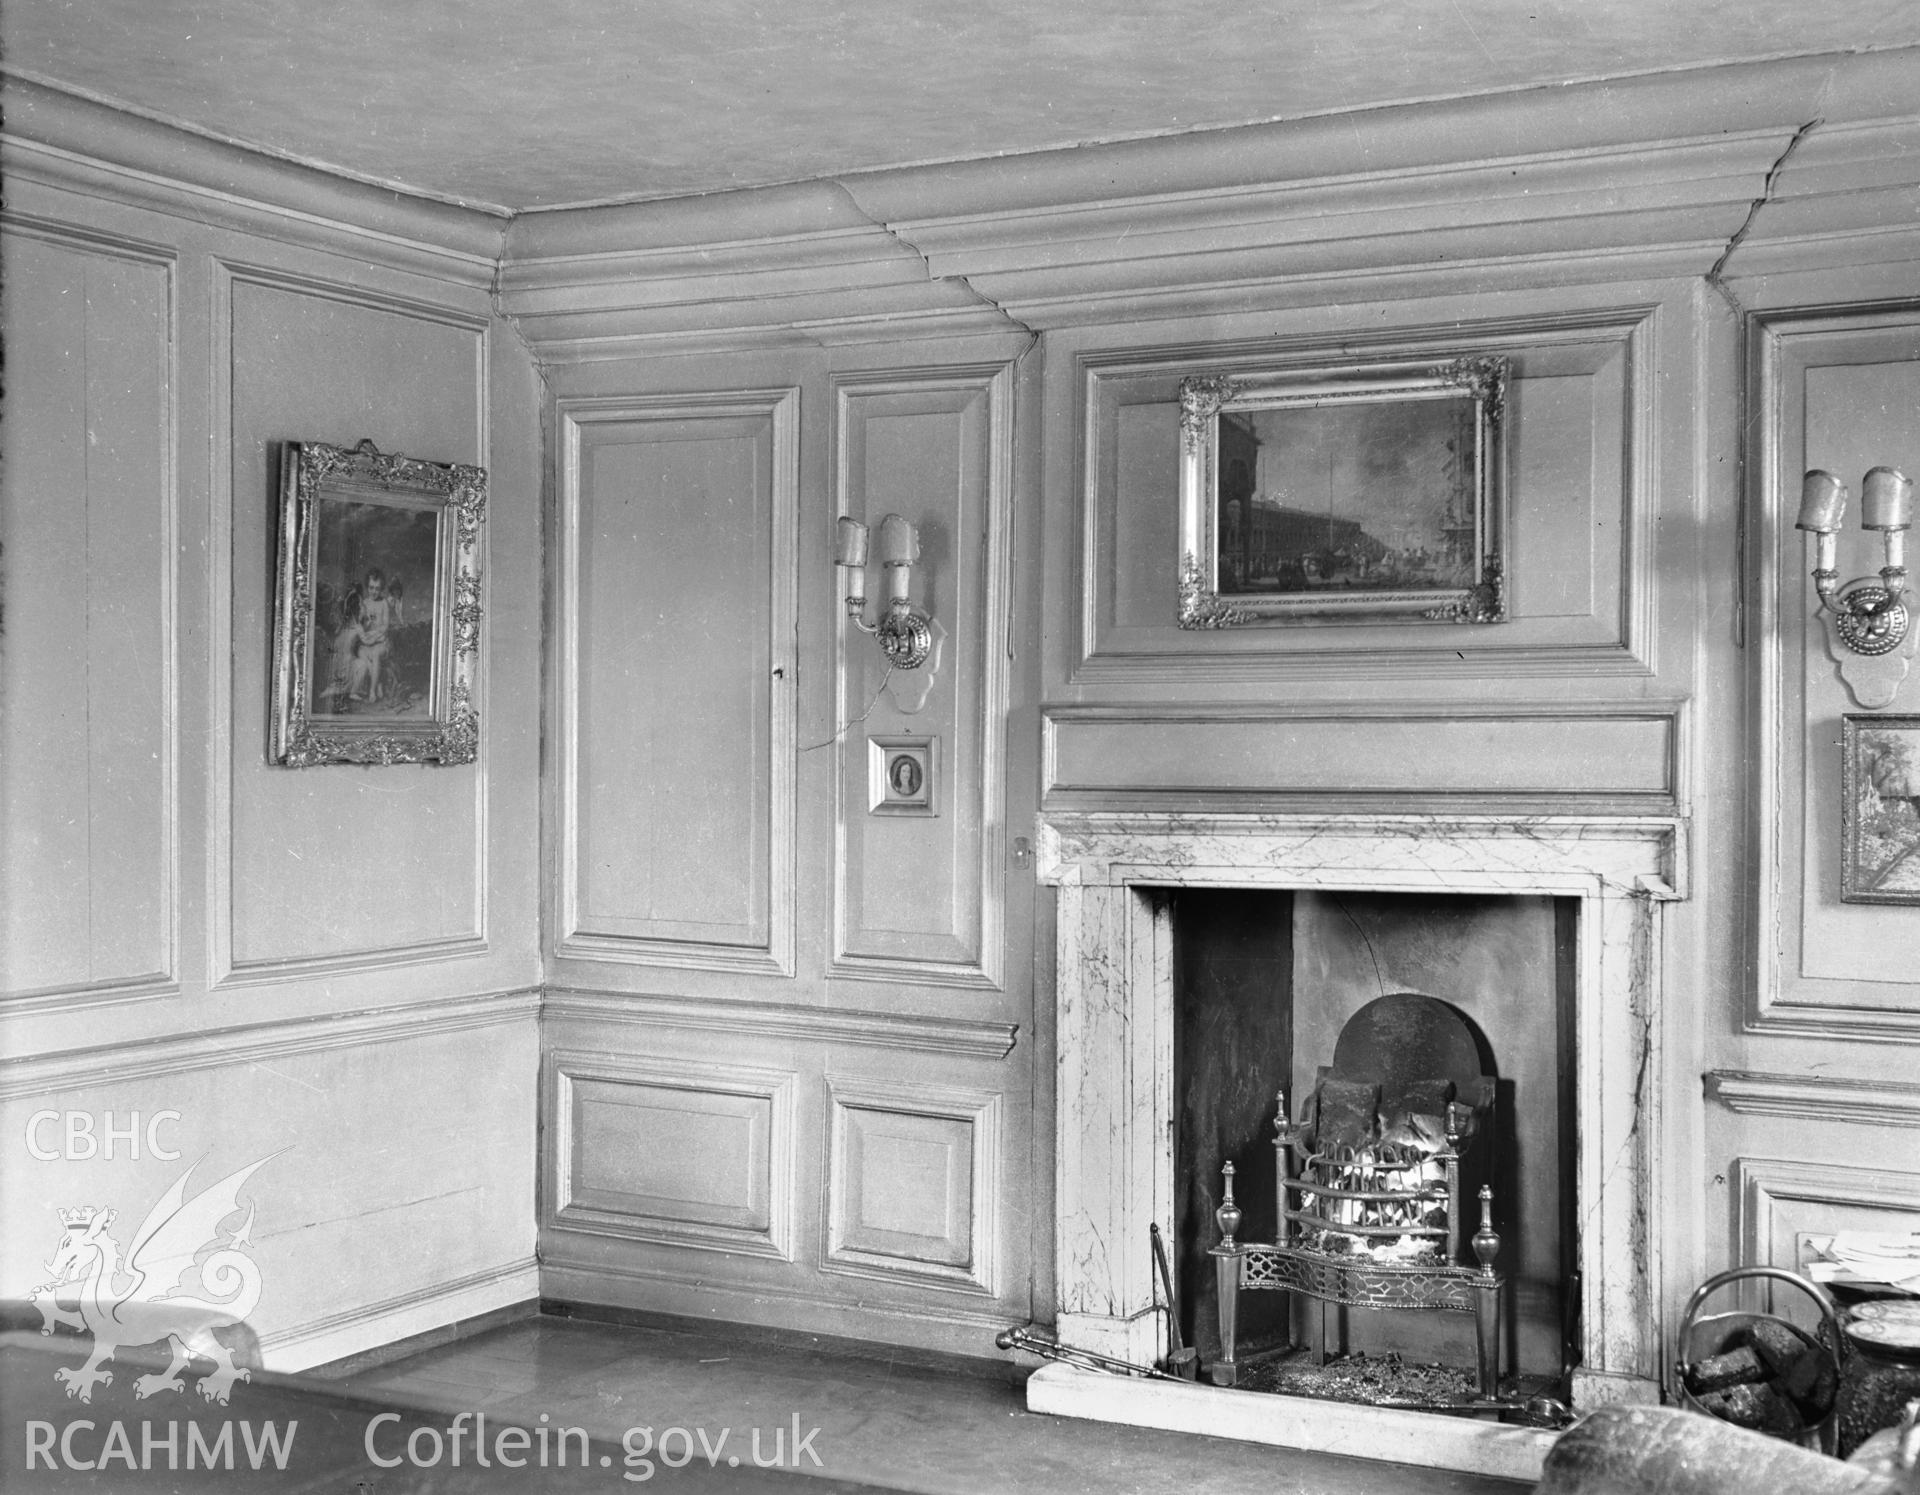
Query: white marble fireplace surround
1036,810,1687,1417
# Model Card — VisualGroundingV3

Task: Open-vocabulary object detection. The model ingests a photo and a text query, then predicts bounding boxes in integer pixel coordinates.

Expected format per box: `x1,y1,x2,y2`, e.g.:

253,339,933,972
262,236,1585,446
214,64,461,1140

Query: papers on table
1804,1232,1920,1291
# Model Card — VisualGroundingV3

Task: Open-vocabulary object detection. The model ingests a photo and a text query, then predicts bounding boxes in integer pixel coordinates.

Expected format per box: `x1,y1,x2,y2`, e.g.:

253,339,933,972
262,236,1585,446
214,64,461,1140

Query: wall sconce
835,514,933,670
1798,466,1916,709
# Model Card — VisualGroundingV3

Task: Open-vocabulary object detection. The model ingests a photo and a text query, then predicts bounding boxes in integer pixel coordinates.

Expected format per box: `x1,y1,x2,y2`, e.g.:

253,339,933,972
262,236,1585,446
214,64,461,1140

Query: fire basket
1209,992,1504,1396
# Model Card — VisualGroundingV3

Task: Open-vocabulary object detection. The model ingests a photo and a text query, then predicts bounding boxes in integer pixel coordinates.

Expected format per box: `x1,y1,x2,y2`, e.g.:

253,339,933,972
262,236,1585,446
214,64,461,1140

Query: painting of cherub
270,438,485,767
308,497,437,719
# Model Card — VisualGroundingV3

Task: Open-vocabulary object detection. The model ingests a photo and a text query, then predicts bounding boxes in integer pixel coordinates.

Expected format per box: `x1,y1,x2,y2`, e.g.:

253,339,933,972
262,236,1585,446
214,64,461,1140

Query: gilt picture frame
1841,713,1920,904
1176,358,1508,628
270,439,486,766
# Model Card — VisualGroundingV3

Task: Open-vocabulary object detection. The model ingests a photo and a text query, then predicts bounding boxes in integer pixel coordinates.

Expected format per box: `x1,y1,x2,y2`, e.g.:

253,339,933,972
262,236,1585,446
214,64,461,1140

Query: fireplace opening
1171,887,1579,1405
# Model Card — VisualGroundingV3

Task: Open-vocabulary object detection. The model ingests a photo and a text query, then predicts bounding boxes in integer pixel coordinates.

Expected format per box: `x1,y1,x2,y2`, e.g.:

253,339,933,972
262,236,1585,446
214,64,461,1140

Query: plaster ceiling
7,0,1918,212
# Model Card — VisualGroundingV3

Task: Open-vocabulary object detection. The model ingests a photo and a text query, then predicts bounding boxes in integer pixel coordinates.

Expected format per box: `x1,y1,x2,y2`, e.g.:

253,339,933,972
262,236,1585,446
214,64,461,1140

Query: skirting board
258,1258,539,1374
538,1260,1015,1363
1024,1363,1558,1483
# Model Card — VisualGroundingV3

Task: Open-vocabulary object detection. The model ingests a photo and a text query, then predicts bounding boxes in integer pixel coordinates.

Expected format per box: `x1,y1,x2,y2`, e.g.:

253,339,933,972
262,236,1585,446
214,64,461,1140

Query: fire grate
1209,992,1506,1395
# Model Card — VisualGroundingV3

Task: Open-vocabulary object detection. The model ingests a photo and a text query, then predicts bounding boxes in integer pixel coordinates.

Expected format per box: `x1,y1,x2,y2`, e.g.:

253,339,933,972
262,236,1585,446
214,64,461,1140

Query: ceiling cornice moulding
834,48,1920,224
0,73,507,286
1719,112,1920,302
13,48,1919,353
500,51,1920,350
498,179,1028,358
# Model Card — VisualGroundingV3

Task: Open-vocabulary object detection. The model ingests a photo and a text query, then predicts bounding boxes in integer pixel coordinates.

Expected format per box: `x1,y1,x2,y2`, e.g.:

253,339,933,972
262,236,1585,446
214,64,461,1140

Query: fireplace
1172,889,1575,1397
1034,810,1684,1470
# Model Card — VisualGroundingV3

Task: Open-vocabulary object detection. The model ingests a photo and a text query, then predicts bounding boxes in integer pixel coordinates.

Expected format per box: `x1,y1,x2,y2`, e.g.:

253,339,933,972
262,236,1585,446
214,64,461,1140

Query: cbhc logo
26,1111,182,1161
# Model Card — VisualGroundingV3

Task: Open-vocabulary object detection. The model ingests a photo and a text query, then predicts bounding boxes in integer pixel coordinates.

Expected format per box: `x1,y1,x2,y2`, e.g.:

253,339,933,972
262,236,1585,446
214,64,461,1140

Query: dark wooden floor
327,1308,1532,1494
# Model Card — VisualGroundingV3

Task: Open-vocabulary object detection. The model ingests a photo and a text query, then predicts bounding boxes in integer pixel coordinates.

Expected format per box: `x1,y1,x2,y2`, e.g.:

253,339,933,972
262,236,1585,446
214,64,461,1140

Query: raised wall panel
1749,310,1920,1040
1736,1156,1920,1276
831,365,1012,989
1074,314,1650,686
218,268,489,981
1043,705,1678,805
824,1077,1000,1294
549,1052,796,1261
0,992,539,1369
0,221,176,1003
558,392,797,976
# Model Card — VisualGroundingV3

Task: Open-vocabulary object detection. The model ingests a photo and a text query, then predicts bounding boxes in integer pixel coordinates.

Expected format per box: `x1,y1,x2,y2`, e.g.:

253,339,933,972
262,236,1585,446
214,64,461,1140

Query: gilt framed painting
270,439,486,766
1176,357,1508,628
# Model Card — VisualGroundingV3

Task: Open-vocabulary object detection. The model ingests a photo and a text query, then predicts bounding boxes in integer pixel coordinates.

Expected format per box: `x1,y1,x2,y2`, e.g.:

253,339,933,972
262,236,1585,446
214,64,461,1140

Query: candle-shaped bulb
834,516,870,568
877,514,918,604
875,513,918,566
1797,471,1847,534
1861,467,1914,532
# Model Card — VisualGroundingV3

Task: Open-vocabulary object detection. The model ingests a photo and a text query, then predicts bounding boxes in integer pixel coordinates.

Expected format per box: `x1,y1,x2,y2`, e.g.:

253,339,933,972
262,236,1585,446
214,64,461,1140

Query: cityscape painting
1177,359,1507,627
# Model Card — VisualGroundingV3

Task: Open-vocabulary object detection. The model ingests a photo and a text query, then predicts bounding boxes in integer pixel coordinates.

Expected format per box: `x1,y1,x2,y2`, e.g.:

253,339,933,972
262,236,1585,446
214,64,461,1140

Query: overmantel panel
1747,306,1920,1042
1058,306,1658,692
1042,703,1681,811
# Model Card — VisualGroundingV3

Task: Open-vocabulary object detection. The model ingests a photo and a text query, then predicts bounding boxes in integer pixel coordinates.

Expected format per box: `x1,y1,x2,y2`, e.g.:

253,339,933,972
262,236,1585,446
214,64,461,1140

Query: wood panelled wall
4,227,175,996
1698,304,1920,1284
536,341,1036,1354
0,85,544,1369
510,51,1920,1366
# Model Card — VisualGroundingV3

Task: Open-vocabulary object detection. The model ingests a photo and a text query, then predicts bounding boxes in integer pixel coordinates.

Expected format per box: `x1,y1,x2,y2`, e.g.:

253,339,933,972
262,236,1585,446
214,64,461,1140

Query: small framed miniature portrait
868,736,936,816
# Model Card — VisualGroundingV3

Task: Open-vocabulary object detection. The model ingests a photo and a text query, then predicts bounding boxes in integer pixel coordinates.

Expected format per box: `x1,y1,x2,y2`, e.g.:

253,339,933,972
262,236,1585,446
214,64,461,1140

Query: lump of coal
1782,1344,1838,1418
1744,1319,1809,1379
1697,1381,1804,1437
1382,1077,1454,1125
1314,1079,1380,1151
1683,1345,1765,1394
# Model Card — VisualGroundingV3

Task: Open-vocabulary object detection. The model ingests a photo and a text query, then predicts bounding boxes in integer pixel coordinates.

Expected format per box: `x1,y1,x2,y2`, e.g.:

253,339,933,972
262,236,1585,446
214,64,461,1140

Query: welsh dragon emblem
29,1156,274,1405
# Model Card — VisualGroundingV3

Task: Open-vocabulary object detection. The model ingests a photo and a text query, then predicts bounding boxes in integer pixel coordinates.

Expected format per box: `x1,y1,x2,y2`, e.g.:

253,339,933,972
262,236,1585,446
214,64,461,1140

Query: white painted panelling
1068,316,1656,686
0,221,176,1006
831,363,1013,990
215,266,490,983
824,1077,1001,1295
556,391,798,976
548,1051,797,1261
1736,1156,1920,1273
1042,705,1679,805
1747,308,1920,1040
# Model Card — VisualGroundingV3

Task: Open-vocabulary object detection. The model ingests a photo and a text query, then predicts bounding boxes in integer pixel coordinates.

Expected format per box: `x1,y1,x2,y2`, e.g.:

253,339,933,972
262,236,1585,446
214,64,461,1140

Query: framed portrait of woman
270,439,486,766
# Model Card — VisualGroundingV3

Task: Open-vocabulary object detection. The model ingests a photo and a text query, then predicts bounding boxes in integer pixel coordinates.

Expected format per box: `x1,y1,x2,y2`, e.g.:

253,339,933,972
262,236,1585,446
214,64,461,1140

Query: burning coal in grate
1290,1078,1468,1262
